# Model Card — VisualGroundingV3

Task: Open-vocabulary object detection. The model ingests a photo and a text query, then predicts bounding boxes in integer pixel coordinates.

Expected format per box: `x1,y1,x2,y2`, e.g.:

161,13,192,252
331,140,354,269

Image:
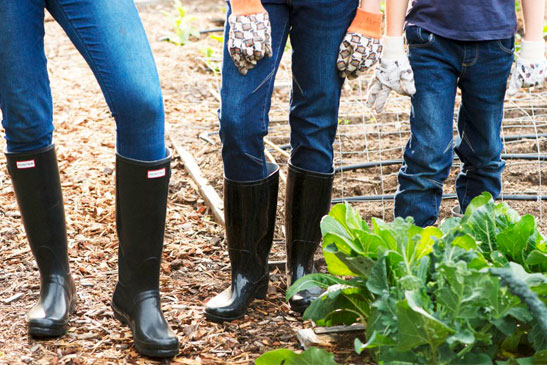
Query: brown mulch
0,1,367,364
2,1,546,364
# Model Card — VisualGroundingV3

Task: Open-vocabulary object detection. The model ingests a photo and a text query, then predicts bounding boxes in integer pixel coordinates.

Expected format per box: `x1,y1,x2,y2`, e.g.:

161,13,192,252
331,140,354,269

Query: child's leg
394,27,460,227
454,38,514,211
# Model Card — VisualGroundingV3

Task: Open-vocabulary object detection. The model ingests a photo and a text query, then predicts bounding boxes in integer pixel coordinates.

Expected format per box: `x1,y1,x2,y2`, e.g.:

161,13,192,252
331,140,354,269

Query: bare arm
385,0,408,36
521,0,545,41
360,0,382,13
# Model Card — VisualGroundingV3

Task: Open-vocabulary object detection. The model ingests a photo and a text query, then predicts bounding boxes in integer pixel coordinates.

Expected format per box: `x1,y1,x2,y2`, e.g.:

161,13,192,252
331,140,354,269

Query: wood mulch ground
0,1,367,364
2,1,546,364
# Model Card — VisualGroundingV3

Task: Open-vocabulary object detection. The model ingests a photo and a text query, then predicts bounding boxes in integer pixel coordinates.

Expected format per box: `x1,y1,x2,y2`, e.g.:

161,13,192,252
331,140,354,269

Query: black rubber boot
5,145,76,337
111,151,179,358
205,163,279,322
285,163,334,313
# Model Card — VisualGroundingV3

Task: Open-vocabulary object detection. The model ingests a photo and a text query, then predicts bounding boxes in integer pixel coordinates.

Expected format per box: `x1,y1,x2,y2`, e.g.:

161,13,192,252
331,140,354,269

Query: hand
227,0,273,75
507,40,547,96
337,9,383,80
366,36,416,113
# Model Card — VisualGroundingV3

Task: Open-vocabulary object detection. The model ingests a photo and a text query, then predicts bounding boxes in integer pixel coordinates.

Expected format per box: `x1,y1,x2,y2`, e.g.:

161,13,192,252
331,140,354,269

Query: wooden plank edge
168,134,225,226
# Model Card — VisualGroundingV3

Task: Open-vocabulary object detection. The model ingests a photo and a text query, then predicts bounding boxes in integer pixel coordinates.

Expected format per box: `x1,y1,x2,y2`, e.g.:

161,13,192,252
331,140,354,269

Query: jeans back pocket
406,26,435,47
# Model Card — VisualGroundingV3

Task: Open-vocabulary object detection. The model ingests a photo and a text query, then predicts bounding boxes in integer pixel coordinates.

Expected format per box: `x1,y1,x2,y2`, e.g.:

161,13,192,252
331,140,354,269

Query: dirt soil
1,1,546,364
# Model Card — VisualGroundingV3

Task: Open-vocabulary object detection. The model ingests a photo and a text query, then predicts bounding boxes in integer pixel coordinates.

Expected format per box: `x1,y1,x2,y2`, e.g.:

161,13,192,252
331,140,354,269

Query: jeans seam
260,15,290,133
424,177,443,189
48,0,117,115
244,152,265,166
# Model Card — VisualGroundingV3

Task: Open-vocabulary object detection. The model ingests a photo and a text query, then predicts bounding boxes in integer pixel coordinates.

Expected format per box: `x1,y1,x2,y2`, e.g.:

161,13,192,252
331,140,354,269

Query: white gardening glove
507,40,547,96
337,9,383,80
366,35,416,113
227,0,273,75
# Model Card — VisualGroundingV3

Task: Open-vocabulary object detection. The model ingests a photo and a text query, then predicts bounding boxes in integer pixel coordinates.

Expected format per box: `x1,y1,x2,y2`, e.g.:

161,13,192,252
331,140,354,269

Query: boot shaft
285,163,334,283
116,150,171,294
223,163,279,281
5,145,69,277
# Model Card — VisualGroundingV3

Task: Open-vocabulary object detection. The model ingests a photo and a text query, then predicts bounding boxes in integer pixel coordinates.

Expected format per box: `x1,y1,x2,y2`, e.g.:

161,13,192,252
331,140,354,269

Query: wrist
520,40,546,60
230,0,265,16
381,35,406,58
348,8,383,39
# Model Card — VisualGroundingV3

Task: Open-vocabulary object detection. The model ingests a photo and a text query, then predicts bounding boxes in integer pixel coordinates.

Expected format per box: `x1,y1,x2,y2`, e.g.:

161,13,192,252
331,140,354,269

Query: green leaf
366,256,390,295
457,352,493,365
496,214,536,265
452,234,478,251
526,250,547,266
303,285,371,326
355,331,395,354
415,226,442,260
286,273,351,301
534,350,547,364
256,347,337,365
396,292,455,352
462,193,497,253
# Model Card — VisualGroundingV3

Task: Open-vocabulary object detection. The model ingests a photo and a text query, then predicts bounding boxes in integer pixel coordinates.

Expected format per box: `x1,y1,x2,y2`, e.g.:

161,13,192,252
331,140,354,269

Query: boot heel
255,282,268,299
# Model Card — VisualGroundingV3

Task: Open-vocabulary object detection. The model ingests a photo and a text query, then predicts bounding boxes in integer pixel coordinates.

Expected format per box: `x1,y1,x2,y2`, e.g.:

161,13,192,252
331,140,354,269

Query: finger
366,79,382,109
265,36,273,58
346,51,362,74
507,72,522,96
337,38,352,73
400,68,416,96
374,86,392,113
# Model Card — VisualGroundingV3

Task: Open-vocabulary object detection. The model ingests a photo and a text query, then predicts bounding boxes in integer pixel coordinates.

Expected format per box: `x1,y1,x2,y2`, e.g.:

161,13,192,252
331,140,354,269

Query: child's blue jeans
395,26,514,226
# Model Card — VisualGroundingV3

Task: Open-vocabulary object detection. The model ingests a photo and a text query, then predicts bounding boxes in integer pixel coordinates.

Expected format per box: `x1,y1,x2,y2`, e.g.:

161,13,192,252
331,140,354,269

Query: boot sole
204,282,268,323
112,302,178,358
28,295,77,338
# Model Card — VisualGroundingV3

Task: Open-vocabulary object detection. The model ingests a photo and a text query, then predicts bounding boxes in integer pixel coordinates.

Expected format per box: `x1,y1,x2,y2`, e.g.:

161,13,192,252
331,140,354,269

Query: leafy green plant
255,347,336,365
162,0,200,46
279,193,547,364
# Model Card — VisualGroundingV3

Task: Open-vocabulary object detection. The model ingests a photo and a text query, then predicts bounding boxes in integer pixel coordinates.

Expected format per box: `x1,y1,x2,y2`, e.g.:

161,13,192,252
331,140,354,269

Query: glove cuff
381,35,406,59
520,40,546,61
347,8,383,39
230,0,265,16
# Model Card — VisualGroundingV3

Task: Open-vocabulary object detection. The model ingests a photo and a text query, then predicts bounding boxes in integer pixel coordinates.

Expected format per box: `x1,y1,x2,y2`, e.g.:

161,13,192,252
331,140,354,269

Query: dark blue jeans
394,26,514,227
219,0,358,181
0,0,165,161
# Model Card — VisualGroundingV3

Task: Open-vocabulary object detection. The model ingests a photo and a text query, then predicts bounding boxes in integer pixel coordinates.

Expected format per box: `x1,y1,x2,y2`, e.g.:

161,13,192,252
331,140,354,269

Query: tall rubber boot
205,163,279,322
285,163,334,313
5,145,76,337
111,150,179,358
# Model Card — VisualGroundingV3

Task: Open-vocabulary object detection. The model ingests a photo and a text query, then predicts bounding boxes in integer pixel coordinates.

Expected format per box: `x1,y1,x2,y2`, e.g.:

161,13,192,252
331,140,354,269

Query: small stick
264,138,290,159
168,134,225,226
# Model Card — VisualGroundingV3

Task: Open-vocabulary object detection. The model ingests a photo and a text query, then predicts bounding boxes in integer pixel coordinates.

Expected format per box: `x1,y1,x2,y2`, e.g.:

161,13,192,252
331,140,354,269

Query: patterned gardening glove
507,40,547,96
366,35,416,113
337,9,383,80
228,0,273,75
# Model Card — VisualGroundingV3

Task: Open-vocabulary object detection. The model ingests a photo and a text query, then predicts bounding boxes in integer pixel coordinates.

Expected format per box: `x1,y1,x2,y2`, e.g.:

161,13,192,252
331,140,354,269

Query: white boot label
148,168,166,179
16,160,36,169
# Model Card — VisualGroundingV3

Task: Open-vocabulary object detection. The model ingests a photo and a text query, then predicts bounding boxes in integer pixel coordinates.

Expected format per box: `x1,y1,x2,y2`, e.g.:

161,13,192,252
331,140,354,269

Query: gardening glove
507,40,547,96
366,35,416,113
337,9,383,80
228,0,273,75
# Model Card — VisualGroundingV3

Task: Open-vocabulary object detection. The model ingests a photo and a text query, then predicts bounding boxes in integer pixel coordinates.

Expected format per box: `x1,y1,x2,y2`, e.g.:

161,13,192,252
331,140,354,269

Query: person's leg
45,0,165,161
283,0,357,313
394,27,461,227
205,3,290,322
45,0,176,356
219,3,291,181
0,1,75,338
0,1,54,152
455,39,514,212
